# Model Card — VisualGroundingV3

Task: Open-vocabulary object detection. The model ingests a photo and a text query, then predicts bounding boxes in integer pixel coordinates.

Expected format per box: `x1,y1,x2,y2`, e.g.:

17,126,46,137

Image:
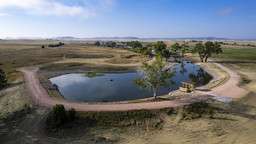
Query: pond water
49,60,212,102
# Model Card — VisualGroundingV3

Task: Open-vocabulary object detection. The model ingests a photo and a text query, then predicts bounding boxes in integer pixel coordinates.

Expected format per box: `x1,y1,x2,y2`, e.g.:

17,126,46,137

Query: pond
49,60,212,102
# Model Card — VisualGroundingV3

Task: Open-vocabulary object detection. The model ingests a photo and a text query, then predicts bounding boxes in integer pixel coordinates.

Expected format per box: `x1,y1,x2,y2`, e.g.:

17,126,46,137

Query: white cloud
0,13,8,16
0,0,114,18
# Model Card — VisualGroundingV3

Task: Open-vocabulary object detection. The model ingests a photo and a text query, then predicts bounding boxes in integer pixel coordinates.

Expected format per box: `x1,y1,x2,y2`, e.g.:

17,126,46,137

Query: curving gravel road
18,61,247,111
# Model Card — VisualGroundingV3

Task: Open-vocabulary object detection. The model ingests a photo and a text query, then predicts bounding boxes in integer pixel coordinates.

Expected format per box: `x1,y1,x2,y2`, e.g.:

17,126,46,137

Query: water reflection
50,60,212,102
179,60,187,75
189,68,212,85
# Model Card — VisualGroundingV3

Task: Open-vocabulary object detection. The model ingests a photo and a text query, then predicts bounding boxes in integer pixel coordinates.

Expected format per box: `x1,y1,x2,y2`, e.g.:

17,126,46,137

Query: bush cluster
106,41,116,48
94,41,100,46
128,41,153,57
46,104,76,130
181,102,214,120
132,47,153,57
48,42,65,47
76,110,155,126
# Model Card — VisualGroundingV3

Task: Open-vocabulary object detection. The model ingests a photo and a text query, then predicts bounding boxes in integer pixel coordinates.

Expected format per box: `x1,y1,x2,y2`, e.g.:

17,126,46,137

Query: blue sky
0,0,256,39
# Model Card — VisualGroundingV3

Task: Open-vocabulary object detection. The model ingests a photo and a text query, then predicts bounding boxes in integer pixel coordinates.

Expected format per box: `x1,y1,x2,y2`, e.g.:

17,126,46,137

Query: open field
0,40,256,143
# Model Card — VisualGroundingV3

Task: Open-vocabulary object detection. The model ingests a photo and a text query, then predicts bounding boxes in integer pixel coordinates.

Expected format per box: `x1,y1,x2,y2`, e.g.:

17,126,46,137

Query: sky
0,0,256,39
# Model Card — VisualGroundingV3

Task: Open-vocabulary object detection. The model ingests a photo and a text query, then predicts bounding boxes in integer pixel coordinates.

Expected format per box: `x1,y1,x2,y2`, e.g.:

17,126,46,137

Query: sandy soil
18,59,247,111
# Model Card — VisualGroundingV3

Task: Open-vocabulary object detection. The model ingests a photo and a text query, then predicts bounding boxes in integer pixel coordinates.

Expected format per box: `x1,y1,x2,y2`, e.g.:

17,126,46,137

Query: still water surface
50,60,212,102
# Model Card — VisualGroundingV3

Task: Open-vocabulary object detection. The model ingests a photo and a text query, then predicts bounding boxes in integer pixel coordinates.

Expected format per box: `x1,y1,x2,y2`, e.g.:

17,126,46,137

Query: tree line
95,40,223,62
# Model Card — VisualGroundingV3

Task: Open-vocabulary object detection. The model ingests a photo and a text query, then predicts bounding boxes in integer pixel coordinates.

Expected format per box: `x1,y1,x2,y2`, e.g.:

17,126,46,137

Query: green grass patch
212,47,256,63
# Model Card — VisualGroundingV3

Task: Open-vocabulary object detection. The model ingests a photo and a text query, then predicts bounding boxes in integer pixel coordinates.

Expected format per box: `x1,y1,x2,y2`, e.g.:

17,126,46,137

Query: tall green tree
152,41,170,60
171,42,181,53
152,41,167,53
160,49,171,61
181,42,189,57
106,41,116,48
192,42,205,62
192,41,222,62
0,69,7,89
133,60,175,99
128,41,142,49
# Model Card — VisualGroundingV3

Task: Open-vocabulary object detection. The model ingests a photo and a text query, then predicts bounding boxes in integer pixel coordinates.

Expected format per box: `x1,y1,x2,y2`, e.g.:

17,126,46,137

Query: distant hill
3,36,256,41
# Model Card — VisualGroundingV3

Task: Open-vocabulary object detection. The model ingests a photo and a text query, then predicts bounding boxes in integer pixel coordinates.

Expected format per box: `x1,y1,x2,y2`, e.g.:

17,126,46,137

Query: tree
94,41,100,46
142,49,153,57
152,41,170,60
52,104,67,126
191,42,205,62
137,47,147,53
133,60,175,99
171,42,181,53
152,41,167,53
0,69,7,89
191,41,222,62
181,42,189,57
160,49,171,61
106,41,116,48
128,41,142,49
58,42,65,46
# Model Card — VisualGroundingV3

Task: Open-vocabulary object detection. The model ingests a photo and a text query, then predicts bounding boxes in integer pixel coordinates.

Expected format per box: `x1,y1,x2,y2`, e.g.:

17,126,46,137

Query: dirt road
209,60,247,99
18,61,247,111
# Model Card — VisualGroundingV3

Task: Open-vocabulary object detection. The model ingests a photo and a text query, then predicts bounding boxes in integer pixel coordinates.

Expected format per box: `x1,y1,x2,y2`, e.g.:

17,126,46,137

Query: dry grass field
0,40,256,144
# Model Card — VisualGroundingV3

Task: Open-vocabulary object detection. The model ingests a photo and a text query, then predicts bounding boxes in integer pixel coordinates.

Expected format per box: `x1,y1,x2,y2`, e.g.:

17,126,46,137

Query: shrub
48,42,65,47
181,102,214,120
0,69,7,89
94,41,100,46
106,41,116,48
52,104,67,126
207,107,214,118
164,108,173,115
46,104,77,130
67,108,76,121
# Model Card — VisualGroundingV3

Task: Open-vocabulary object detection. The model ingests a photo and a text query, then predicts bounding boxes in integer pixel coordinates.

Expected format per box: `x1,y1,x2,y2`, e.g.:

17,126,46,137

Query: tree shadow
211,117,238,121
196,89,211,92
156,97,175,101
224,92,256,120
3,81,24,89
212,61,255,64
